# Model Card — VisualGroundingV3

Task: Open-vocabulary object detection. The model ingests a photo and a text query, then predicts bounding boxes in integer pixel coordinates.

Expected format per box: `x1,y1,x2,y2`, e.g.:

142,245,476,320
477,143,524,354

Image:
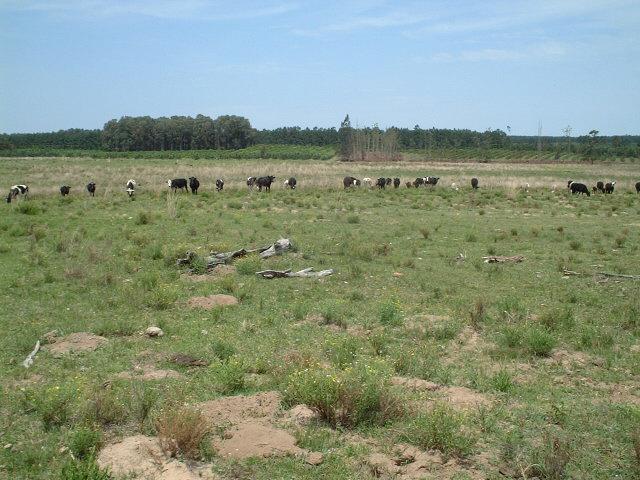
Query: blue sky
1,0,639,135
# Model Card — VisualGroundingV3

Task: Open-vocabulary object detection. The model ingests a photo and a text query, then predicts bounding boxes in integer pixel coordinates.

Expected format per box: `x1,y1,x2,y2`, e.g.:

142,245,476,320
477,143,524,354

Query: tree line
0,114,638,160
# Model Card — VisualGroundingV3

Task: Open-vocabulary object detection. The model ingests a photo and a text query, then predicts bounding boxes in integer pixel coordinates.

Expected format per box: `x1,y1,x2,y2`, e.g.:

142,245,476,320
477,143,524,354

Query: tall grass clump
379,299,402,326
235,255,261,275
155,405,209,459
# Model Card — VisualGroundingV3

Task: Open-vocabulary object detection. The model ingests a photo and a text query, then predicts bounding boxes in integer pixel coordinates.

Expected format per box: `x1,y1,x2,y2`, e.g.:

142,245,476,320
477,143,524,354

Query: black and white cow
568,181,590,196
343,176,359,188
385,178,392,187
167,178,188,192
596,181,605,193
189,177,200,194
216,179,224,192
393,178,400,188
376,177,387,189
6,185,28,203
605,181,615,194
126,179,136,197
87,182,96,197
471,178,479,189
284,177,297,189
247,176,257,189
60,185,71,196
413,177,424,188
256,176,276,192
425,176,439,186
636,181,640,193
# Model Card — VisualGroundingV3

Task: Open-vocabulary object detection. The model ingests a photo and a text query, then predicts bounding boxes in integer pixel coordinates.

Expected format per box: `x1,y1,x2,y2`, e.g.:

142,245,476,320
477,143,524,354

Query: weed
419,227,430,239
210,339,236,362
85,389,127,427
135,211,151,225
235,255,261,275
491,370,513,393
526,327,556,357
469,298,487,330
67,427,102,460
379,300,402,326
57,459,111,480
155,405,209,459
214,358,245,394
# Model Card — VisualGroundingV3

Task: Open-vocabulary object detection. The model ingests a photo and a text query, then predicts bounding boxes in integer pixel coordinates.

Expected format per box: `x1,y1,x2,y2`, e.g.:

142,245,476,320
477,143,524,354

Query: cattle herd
5,176,640,203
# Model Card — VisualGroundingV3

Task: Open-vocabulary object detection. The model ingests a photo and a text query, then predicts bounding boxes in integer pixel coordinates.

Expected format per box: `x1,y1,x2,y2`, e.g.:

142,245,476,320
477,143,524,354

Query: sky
1,0,639,135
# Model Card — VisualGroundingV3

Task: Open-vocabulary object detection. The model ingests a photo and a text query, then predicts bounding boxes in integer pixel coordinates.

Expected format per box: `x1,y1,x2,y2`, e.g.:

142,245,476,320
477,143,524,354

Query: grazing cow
413,177,424,188
256,176,276,192
284,177,297,189
189,177,200,194
605,181,616,194
636,181,640,193
596,181,605,193
216,179,224,192
167,178,188,192
405,181,412,188
343,176,359,188
60,186,71,196
376,177,387,189
592,186,598,194
471,178,479,190
385,178,392,187
126,179,136,197
393,178,400,188
568,181,590,196
362,177,372,187
425,176,440,186
247,176,257,189
6,184,28,203
87,182,96,197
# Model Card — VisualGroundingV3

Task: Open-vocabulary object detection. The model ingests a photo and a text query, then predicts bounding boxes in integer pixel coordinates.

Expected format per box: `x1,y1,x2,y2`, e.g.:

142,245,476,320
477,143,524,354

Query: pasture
1,157,639,479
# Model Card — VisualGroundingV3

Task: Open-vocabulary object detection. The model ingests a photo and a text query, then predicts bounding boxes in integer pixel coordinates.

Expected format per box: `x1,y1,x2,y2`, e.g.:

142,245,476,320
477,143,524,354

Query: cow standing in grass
413,177,424,188
189,177,200,194
6,185,28,203
87,182,96,197
256,176,276,192
168,178,188,193
343,176,359,188
605,181,616,194
471,178,479,189
596,181,605,193
284,177,297,189
60,186,71,196
636,181,640,193
393,178,400,188
216,179,224,191
247,177,256,189
568,181,590,196
376,178,387,189
126,179,136,197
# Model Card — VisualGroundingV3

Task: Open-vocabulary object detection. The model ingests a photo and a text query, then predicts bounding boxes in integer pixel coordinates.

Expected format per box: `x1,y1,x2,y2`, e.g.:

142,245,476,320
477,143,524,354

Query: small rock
145,327,164,338
3,444,12,450
306,452,324,466
393,272,403,277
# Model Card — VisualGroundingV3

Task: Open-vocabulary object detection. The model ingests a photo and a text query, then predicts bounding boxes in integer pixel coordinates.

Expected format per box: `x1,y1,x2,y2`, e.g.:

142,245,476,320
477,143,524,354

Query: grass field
1,157,639,479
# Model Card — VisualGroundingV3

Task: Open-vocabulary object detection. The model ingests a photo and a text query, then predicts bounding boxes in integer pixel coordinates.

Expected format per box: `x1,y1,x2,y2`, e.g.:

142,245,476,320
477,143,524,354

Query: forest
1,114,638,160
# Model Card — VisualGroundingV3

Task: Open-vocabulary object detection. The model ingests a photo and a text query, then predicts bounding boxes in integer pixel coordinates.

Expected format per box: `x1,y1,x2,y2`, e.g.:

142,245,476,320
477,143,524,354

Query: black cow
256,176,276,192
60,186,70,196
189,177,200,194
385,178,392,186
284,177,297,189
471,178,479,189
167,178,188,192
247,176,257,189
343,176,359,188
216,179,224,191
126,179,136,197
87,182,96,197
393,178,400,188
596,181,605,193
425,176,439,186
6,184,28,203
636,181,640,193
405,181,413,188
568,181,590,196
376,177,387,189
605,181,615,194
413,177,424,188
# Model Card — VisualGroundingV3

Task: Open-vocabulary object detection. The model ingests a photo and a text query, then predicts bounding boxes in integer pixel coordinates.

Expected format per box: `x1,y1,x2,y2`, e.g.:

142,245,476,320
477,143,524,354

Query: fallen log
256,268,334,279
176,238,293,270
483,255,524,264
22,340,40,368
596,272,640,280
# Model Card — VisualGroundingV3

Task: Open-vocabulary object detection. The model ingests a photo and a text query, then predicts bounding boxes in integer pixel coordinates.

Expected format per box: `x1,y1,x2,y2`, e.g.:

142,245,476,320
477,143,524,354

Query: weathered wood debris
256,268,334,279
482,255,525,264
177,238,293,270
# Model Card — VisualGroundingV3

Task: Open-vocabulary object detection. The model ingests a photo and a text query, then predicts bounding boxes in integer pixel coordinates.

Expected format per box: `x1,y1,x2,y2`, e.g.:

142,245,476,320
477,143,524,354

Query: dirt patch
43,332,108,357
197,392,320,460
187,294,238,309
97,435,216,480
545,348,604,371
116,365,184,381
284,404,320,426
391,376,440,391
170,354,209,367
10,374,44,389
392,377,491,410
363,444,485,479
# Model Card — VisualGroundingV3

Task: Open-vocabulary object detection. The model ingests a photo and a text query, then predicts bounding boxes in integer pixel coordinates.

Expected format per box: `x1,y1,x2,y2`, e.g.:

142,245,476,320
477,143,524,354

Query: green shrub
397,403,475,458
379,300,402,326
211,339,236,362
526,327,556,356
57,459,111,480
283,361,400,428
134,211,151,225
68,427,102,460
491,370,514,393
325,336,364,368
25,386,73,430
16,202,40,215
235,255,261,275
214,358,245,394
146,285,178,310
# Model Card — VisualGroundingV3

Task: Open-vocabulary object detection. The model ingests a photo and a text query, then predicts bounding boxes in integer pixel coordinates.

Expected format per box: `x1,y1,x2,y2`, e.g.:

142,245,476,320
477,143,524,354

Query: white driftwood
177,238,293,269
256,268,334,279
22,340,40,368
483,255,525,264
597,272,640,280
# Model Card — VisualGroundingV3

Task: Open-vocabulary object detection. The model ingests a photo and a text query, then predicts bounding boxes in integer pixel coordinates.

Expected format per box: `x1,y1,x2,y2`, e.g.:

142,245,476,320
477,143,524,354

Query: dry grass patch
155,405,209,459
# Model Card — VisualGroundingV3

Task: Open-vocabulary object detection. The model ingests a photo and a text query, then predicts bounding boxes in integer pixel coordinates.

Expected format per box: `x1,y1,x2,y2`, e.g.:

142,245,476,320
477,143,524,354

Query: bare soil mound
97,435,216,480
116,365,184,381
392,376,492,409
187,294,238,309
43,332,108,357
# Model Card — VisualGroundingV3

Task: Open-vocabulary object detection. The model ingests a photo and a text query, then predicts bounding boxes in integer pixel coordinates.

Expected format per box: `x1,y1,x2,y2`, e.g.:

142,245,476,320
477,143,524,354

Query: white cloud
430,41,569,63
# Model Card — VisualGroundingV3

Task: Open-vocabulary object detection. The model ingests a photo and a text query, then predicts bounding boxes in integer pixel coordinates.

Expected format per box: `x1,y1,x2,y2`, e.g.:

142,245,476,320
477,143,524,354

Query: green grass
1,157,639,479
